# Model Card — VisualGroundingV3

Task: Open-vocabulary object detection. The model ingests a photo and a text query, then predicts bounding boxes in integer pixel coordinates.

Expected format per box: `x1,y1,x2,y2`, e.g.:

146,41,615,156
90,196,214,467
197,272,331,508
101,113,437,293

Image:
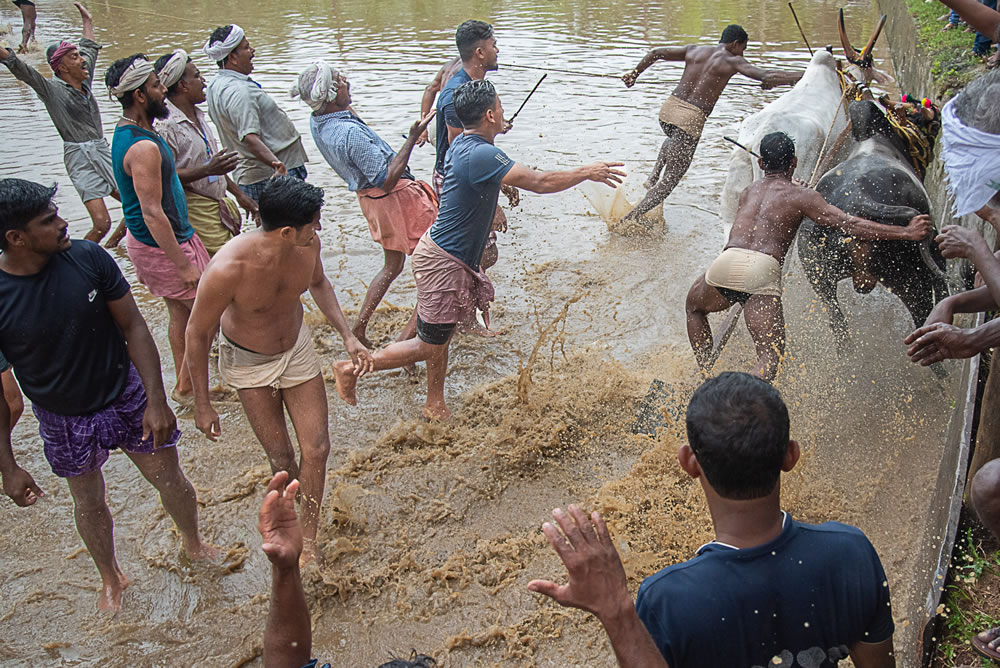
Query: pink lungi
356,179,438,255
412,233,494,325
125,231,210,301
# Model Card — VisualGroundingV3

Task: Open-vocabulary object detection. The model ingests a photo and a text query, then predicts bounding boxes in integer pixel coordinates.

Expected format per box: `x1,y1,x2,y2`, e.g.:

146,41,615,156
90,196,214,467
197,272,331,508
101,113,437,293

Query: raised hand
74,2,93,23
409,109,437,141
258,471,303,571
622,70,639,88
527,505,633,620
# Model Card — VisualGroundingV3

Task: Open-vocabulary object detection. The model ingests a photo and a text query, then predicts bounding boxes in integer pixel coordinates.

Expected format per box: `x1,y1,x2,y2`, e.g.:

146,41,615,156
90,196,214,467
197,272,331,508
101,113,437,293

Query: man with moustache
204,24,309,202
0,2,120,243
106,54,210,405
151,49,258,256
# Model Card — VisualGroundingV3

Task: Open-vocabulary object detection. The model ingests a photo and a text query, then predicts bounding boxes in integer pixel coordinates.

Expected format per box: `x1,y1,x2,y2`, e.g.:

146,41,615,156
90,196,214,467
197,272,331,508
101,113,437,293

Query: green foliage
904,0,987,97
936,528,1000,666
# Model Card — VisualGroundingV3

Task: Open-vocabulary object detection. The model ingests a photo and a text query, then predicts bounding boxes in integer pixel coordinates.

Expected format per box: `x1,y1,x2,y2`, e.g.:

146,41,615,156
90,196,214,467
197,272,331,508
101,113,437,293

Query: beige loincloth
218,319,321,390
658,95,707,138
705,247,782,297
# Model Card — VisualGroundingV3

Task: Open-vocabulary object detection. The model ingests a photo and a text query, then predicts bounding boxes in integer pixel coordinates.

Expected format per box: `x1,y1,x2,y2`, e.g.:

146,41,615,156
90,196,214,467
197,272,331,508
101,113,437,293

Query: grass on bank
934,526,1000,666
903,0,991,98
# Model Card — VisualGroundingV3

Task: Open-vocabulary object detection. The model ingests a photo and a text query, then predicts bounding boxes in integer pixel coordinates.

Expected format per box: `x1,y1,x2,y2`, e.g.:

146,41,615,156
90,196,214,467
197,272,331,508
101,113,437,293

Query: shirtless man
621,25,802,225
185,176,372,563
685,132,933,381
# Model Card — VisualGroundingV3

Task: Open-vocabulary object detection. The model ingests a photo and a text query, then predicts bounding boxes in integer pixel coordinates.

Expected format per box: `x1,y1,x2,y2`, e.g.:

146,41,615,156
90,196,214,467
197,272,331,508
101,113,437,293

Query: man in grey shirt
203,24,308,202
0,2,119,243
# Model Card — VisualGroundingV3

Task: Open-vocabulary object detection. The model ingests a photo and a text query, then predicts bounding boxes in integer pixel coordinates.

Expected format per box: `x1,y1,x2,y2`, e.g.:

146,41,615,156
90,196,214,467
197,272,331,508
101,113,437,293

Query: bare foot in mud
333,361,359,405
184,540,223,563
423,403,452,421
458,318,504,338
97,571,131,614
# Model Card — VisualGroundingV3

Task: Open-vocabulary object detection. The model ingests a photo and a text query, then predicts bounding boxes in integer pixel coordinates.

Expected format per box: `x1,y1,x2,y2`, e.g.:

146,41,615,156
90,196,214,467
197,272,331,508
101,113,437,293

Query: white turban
108,58,154,100
203,24,245,62
157,49,188,89
941,98,1000,217
291,62,341,112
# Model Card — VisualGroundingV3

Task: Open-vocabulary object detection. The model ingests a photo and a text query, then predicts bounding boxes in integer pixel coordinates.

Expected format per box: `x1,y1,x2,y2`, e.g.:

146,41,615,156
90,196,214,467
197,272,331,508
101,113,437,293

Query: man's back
208,231,319,353
673,45,743,115
727,176,812,261
636,517,893,668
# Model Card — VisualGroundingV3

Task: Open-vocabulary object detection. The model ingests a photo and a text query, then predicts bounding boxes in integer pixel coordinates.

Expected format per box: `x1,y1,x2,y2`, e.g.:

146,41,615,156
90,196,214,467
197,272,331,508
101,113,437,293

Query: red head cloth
47,41,77,72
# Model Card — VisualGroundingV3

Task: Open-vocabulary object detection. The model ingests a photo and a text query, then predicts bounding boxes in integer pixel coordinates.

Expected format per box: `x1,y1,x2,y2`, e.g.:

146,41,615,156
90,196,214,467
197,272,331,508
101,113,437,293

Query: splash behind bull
797,99,948,346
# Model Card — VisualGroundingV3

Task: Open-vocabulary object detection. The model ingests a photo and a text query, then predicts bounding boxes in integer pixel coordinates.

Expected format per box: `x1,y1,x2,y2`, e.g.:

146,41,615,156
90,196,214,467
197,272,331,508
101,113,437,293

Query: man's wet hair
104,53,148,109
153,52,192,96
720,24,749,45
686,372,790,500
377,651,437,668
759,131,796,173
456,20,494,61
209,24,235,68
454,79,497,127
0,179,57,250
258,176,324,231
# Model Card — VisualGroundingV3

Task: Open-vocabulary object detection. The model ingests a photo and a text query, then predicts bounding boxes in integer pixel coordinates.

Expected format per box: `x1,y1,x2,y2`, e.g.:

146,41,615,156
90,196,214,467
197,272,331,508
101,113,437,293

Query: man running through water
333,79,624,420
685,132,933,381
12,0,36,53
621,25,802,225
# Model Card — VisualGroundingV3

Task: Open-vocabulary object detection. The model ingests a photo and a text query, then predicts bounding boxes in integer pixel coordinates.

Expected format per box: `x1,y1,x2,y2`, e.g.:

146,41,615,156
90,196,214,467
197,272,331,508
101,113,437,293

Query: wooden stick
788,2,814,56
707,305,744,370
723,135,760,158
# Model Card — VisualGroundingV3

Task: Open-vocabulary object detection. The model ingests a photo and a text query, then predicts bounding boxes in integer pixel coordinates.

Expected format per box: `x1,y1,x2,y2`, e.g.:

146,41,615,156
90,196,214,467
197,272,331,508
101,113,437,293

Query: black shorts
416,316,456,346
715,286,752,305
12,1,35,7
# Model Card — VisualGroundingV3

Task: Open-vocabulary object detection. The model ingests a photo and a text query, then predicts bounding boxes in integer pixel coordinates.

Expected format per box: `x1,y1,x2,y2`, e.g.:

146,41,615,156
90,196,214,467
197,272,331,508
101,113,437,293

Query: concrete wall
878,0,986,664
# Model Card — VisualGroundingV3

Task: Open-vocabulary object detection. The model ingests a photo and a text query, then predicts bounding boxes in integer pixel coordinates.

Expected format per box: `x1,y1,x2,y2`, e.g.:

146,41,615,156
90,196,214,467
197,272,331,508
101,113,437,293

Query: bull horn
859,14,887,65
838,9,859,63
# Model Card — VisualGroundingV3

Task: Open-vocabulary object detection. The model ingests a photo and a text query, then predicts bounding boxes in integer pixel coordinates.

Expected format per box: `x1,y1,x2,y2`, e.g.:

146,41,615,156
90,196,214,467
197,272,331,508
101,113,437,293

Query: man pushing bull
621,25,802,226
685,132,933,381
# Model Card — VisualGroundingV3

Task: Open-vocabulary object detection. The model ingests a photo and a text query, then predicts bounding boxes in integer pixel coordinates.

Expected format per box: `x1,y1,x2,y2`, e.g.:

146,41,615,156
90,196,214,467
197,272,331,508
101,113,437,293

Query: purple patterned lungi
32,364,180,477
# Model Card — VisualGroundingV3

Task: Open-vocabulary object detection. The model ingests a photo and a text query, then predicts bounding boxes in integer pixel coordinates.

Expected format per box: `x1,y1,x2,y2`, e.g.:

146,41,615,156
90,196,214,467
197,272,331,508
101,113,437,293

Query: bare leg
742,294,786,382
104,220,128,249
424,336,451,419
645,134,673,189
1,368,23,429
65,470,130,613
82,198,113,243
333,336,449,410
626,129,699,223
237,386,299,480
125,445,218,560
353,249,405,348
17,3,35,53
280,375,331,560
972,459,1000,539
685,275,736,371
163,298,194,398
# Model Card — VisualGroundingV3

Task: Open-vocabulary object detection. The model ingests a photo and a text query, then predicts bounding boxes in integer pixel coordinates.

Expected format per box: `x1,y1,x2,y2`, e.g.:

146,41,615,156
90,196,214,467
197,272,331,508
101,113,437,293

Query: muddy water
0,0,956,666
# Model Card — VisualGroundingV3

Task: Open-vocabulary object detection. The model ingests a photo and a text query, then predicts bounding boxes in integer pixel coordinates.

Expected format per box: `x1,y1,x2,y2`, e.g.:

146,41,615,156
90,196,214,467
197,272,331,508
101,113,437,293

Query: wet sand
0,1,955,666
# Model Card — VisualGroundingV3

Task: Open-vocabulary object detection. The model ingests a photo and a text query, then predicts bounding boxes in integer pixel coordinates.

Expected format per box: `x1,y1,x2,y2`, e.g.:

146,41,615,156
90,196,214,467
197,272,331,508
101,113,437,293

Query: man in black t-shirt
0,178,218,614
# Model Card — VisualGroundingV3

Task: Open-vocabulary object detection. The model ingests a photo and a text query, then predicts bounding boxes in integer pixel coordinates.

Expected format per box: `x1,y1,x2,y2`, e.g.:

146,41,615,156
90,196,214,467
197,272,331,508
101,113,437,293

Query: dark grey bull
797,100,948,346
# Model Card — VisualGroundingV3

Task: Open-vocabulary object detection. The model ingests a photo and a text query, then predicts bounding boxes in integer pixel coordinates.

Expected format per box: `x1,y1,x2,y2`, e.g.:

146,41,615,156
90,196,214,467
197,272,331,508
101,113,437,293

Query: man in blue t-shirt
529,372,895,668
106,54,211,405
333,79,624,420
0,178,217,615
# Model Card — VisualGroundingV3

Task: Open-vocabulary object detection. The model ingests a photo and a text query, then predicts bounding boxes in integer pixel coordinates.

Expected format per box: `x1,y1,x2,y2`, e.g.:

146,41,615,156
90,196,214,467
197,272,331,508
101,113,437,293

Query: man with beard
203,24,309,202
0,2,120,243
150,49,259,256
106,54,210,405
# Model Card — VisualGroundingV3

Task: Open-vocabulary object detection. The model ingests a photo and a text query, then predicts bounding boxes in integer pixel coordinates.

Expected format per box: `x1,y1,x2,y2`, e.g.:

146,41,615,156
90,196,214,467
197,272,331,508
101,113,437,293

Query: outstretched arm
502,162,625,194
936,0,1000,41
528,506,670,668
259,472,312,668
801,190,932,241
0,43,52,100
623,46,688,86
382,110,436,192
306,241,373,376
75,2,95,42
734,58,803,89
420,57,459,144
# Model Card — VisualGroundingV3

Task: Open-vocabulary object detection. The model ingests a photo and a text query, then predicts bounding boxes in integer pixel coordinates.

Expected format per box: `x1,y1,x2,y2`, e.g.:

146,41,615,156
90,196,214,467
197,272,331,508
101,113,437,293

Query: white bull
718,49,847,227
718,11,888,228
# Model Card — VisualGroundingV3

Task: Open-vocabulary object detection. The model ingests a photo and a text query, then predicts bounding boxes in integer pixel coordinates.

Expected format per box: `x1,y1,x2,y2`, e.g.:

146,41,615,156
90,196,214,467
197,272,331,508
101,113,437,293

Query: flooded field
0,0,960,665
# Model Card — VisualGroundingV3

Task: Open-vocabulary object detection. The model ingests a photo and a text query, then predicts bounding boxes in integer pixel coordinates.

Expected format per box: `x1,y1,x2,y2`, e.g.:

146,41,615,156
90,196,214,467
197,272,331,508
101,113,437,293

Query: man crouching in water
685,132,933,381
185,176,372,564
